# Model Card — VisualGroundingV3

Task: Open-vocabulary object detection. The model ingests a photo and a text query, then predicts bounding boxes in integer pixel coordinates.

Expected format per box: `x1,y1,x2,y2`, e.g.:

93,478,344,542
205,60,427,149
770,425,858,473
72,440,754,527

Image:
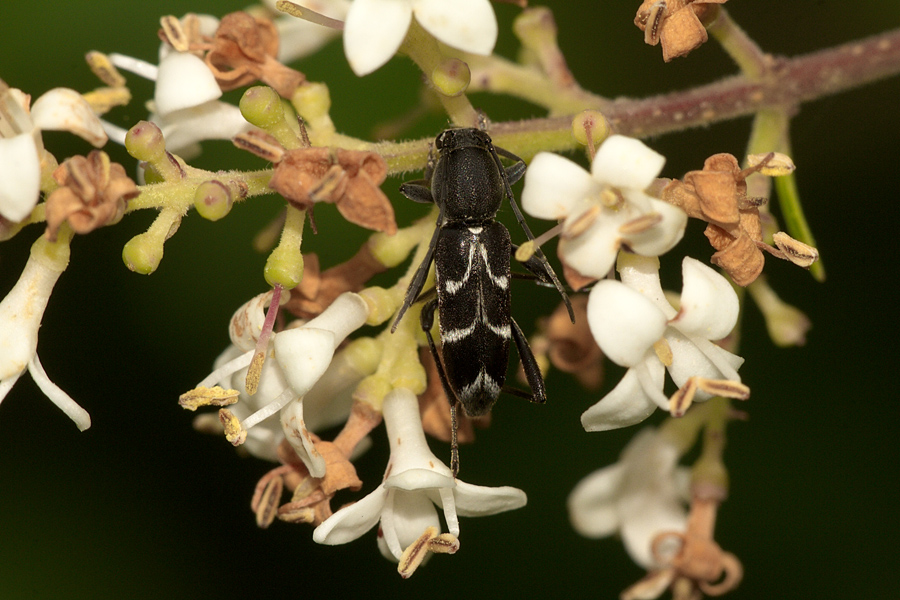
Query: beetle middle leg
419,295,462,476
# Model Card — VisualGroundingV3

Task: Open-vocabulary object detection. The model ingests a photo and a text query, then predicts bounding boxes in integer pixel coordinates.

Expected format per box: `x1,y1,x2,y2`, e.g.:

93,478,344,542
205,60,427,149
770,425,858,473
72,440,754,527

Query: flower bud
194,180,233,221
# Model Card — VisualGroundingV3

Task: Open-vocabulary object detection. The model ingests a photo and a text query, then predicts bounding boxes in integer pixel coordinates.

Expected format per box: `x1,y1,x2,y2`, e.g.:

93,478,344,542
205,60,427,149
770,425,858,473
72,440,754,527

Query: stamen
772,232,819,267
240,386,296,430
85,51,126,87
219,408,247,445
275,1,345,30
562,204,602,239
195,350,253,389
160,15,190,52
254,473,284,528
107,53,159,81
696,377,750,400
644,1,667,45
245,284,284,395
653,338,674,366
619,211,663,235
178,385,239,410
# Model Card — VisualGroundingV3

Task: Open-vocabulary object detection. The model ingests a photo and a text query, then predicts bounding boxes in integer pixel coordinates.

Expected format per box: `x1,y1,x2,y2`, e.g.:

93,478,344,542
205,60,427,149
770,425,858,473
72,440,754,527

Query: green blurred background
1,1,898,598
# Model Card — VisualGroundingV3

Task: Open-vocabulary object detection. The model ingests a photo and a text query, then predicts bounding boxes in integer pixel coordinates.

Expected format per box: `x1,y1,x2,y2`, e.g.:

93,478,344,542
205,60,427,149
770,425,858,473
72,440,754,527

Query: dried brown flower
622,495,743,600
44,150,139,241
252,401,381,528
635,0,727,62
662,153,817,285
204,11,304,97
269,147,397,235
285,245,388,320
543,295,604,390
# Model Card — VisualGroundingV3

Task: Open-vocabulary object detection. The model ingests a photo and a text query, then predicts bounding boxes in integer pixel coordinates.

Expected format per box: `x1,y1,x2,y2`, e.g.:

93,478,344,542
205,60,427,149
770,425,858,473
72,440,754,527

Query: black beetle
392,128,572,474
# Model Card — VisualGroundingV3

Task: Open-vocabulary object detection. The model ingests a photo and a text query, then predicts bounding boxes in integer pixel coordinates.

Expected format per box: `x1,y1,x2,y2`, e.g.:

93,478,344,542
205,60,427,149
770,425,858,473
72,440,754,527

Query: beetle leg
420,297,461,477
391,216,442,332
490,144,575,323
510,316,548,404
399,181,435,204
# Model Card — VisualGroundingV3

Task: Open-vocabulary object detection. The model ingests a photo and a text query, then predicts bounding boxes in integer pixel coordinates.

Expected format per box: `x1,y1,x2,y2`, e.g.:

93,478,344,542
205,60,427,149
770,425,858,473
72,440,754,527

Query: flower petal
313,483,387,545
414,0,497,56
31,88,107,147
558,206,622,280
154,52,222,115
28,354,91,431
281,397,327,476
567,462,626,537
580,365,661,431
151,101,249,155
274,327,336,396
666,331,743,390
521,152,598,220
343,0,412,76
378,489,441,561
591,135,665,191
0,133,41,222
446,480,527,517
671,257,739,340
623,197,687,258
587,280,667,367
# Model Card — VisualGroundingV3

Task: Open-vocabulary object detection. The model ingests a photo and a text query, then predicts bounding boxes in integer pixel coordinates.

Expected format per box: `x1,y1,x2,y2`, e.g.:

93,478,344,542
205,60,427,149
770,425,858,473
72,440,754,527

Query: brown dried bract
634,0,727,62
44,150,139,241
544,295,604,390
285,245,388,320
662,153,766,286
204,11,305,97
269,147,397,235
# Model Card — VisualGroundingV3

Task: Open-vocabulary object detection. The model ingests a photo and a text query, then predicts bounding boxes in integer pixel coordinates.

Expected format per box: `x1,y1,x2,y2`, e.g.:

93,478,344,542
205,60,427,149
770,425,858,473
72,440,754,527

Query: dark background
1,1,897,598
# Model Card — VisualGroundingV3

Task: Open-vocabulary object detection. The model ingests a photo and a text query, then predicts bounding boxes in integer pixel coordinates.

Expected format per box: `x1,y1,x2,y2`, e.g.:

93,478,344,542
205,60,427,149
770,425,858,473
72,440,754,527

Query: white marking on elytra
459,367,501,401
443,283,511,342
444,243,476,295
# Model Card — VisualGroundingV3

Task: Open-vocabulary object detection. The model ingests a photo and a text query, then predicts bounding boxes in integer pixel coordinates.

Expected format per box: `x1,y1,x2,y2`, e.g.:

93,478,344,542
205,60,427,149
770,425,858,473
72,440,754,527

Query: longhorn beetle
392,128,573,475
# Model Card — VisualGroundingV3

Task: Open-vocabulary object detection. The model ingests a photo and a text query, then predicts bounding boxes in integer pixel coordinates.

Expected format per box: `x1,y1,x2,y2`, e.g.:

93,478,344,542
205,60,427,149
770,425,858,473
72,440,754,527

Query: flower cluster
0,1,850,595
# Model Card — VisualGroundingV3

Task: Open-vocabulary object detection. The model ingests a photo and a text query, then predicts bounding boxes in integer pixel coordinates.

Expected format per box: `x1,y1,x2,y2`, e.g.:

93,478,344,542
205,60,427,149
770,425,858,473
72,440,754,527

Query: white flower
0,83,107,222
582,254,745,431
313,387,526,565
568,427,689,570
196,291,370,474
521,135,686,281
0,237,91,430
105,51,250,157
343,0,498,76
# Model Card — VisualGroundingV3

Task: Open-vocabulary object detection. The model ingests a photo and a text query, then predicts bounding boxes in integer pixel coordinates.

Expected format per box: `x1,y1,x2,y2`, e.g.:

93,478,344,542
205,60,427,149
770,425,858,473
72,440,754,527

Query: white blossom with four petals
196,291,370,474
521,135,687,282
0,237,91,430
582,253,744,431
0,83,107,222
313,387,527,563
343,0,498,76
568,427,689,569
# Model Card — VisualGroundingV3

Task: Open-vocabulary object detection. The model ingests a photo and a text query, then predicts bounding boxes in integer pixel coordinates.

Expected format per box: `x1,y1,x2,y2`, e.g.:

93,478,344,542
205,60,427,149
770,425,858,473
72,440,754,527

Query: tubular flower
343,0,498,76
184,291,370,475
313,387,527,576
521,135,686,289
0,235,91,430
0,81,107,222
582,253,747,430
568,427,689,570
